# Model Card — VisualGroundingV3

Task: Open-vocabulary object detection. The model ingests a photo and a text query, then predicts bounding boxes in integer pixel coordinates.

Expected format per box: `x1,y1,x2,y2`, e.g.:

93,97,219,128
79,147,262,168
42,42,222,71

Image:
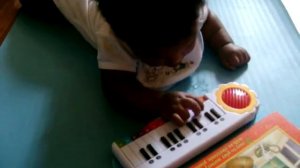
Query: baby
53,0,250,126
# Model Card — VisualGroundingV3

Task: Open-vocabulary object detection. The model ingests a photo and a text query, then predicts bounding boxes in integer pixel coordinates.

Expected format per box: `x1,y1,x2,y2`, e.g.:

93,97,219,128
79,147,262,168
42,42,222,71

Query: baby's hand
218,43,250,70
159,92,204,126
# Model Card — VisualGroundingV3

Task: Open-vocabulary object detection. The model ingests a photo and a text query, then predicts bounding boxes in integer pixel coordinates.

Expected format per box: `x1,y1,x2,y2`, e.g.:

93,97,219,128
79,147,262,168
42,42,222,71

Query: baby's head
98,0,205,67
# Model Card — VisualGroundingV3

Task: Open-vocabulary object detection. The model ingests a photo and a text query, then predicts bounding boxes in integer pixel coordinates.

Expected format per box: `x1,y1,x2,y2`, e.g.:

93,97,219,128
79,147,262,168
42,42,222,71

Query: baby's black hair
98,0,205,53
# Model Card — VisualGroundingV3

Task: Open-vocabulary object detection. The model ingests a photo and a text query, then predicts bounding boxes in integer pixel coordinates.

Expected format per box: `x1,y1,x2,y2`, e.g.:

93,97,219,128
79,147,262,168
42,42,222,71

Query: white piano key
134,136,147,149
187,109,195,122
178,124,193,138
167,131,179,144
129,136,153,166
112,143,135,168
186,122,197,133
196,115,208,128
204,112,216,122
160,123,178,144
173,128,185,140
202,116,211,125
142,136,158,154
146,128,168,154
136,136,160,165
206,100,225,114
146,144,158,157
191,118,204,130
121,142,145,167
161,122,177,134
210,108,222,119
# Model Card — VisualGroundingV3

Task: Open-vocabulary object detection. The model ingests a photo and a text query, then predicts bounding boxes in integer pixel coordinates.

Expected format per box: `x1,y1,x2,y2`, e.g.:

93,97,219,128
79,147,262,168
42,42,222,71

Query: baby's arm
100,69,203,126
201,8,250,70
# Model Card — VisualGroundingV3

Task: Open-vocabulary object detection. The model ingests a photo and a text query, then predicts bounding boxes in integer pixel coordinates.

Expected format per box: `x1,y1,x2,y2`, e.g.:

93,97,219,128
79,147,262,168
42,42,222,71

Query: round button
222,87,251,109
215,83,259,114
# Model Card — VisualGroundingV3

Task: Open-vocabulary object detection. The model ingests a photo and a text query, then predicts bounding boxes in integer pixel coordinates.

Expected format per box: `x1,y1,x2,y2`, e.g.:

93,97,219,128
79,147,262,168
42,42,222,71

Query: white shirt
53,0,208,89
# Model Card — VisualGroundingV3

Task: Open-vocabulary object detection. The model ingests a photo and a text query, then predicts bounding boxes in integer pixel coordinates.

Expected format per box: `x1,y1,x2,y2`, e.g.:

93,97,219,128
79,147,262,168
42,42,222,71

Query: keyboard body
112,83,259,168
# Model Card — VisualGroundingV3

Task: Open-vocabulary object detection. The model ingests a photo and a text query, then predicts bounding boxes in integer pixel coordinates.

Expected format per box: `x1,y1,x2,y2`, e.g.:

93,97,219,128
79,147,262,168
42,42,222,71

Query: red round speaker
221,87,251,109
216,83,258,114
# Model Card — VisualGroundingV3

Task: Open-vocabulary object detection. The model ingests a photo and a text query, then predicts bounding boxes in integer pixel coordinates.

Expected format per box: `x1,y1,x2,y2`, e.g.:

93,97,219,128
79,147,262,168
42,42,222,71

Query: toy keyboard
112,83,260,168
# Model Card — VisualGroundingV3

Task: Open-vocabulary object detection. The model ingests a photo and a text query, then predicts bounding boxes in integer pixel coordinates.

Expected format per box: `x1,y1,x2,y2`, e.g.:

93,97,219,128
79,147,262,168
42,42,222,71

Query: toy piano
112,82,260,168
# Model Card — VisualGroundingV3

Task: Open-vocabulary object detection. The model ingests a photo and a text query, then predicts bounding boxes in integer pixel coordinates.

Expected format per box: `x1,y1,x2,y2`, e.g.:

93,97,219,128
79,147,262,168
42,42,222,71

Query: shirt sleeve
53,0,99,48
53,0,137,72
198,4,209,29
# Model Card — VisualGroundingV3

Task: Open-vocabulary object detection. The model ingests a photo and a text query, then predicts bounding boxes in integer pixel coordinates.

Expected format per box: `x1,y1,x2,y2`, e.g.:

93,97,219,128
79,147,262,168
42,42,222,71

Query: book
190,112,300,168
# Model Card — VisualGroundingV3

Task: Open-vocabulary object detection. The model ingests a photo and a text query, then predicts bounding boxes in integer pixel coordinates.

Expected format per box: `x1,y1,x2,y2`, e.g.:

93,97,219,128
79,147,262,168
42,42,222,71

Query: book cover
190,112,300,168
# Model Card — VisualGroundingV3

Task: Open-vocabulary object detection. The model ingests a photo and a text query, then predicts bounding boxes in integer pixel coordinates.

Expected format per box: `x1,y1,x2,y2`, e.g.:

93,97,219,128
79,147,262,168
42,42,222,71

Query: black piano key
167,132,178,144
186,122,197,133
210,109,221,119
204,112,215,122
173,128,185,140
192,118,203,129
139,148,151,160
160,136,172,148
146,144,158,156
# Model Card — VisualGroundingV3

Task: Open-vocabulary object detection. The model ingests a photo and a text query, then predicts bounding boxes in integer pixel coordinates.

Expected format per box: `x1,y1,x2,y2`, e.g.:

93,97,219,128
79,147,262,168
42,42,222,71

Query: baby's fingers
222,59,236,70
241,51,251,64
171,113,185,126
171,107,196,126
235,49,251,65
182,96,203,116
